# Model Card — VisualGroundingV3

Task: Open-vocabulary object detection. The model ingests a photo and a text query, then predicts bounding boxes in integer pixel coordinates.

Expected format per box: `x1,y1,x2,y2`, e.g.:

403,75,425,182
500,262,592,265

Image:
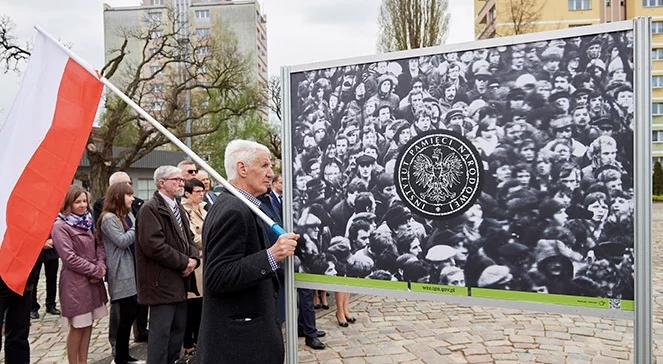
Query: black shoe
346,316,357,324
304,337,325,350
30,311,39,320
320,304,329,310
299,330,326,338
46,307,61,315
134,333,148,343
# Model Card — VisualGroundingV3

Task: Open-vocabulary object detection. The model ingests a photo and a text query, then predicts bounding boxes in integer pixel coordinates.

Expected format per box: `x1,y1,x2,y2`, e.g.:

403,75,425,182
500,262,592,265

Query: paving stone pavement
6,204,663,363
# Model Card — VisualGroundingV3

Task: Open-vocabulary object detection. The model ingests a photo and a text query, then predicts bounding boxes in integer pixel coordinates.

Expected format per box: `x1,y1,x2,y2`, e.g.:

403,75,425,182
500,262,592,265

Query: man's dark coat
198,188,283,364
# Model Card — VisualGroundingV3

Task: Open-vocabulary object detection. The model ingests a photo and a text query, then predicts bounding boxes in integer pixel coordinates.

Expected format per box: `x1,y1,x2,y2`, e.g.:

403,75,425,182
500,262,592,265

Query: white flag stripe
0,32,69,248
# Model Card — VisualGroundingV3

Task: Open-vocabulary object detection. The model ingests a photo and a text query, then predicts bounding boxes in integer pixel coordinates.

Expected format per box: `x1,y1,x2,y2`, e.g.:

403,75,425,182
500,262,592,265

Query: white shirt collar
158,191,178,210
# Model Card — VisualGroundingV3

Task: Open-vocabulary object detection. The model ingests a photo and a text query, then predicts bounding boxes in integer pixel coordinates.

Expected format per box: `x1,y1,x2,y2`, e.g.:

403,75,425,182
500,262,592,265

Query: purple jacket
52,219,108,318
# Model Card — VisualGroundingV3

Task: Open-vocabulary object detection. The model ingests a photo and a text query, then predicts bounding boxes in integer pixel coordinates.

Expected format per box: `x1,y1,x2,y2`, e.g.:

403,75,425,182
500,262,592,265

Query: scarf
58,211,94,231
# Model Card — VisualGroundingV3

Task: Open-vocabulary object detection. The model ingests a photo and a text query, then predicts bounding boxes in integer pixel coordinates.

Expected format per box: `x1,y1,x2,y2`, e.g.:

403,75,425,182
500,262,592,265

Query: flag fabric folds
0,31,103,294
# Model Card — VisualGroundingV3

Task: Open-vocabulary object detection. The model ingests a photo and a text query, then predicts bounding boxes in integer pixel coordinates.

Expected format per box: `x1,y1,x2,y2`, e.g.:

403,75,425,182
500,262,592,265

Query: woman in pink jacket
52,185,108,364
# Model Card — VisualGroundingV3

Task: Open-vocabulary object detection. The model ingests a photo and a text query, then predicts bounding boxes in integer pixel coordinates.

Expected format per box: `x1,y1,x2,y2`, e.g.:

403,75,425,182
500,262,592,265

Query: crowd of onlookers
1,156,337,364
290,30,635,303
27,161,216,364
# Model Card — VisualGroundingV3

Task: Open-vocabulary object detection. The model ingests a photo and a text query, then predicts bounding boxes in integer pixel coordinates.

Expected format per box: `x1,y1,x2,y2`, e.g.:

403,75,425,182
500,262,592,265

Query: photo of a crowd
289,29,635,301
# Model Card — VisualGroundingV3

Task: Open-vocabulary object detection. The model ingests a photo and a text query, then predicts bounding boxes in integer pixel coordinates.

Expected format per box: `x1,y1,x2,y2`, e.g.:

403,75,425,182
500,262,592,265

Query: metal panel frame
634,16,653,364
287,20,633,73
281,19,652,363
281,66,299,364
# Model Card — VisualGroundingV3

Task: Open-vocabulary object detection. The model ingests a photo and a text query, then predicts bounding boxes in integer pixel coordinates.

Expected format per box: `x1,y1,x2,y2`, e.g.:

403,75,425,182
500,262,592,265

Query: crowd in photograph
290,30,635,301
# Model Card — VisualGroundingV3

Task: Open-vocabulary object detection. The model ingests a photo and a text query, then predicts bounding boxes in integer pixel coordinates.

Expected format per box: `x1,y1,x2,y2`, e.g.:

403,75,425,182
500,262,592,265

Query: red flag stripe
0,58,103,294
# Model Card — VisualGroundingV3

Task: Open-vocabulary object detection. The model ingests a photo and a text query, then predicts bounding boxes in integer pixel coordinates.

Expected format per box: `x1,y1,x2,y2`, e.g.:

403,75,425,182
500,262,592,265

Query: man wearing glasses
178,160,198,181
136,165,200,364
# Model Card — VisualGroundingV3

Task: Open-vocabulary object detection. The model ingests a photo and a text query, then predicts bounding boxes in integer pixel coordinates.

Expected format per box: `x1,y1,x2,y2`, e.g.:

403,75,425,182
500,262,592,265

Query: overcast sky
0,0,474,119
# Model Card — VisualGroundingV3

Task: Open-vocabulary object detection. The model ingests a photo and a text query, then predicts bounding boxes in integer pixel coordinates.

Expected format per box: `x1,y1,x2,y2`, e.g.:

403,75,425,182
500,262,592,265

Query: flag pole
33,26,286,237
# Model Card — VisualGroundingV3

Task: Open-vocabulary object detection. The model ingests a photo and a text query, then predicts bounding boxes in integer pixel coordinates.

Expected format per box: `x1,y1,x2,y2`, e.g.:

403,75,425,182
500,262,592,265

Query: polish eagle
411,148,463,202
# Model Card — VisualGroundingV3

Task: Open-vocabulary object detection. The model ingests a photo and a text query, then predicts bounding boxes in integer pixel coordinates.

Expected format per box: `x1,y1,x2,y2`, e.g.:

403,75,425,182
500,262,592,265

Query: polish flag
0,30,104,294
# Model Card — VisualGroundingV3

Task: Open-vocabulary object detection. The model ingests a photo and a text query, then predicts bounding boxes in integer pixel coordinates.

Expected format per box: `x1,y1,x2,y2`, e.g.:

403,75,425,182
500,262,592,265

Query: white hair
224,139,271,181
153,165,182,186
108,171,130,186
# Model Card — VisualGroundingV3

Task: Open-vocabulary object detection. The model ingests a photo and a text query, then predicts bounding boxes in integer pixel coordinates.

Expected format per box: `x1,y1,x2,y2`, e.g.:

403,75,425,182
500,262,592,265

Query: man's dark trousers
147,302,187,364
0,280,32,363
297,288,317,338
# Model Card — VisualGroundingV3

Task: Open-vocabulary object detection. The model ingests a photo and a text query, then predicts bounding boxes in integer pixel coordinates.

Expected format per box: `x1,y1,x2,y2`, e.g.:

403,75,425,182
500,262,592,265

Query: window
150,65,160,74
195,9,210,20
490,6,496,21
196,28,210,37
643,0,663,6
150,0,164,5
150,30,163,39
152,100,165,111
654,103,663,115
148,47,161,59
654,76,663,88
653,130,663,142
152,83,164,93
147,11,162,23
569,0,591,10
653,21,663,34
196,46,210,57
136,178,155,200
653,48,663,60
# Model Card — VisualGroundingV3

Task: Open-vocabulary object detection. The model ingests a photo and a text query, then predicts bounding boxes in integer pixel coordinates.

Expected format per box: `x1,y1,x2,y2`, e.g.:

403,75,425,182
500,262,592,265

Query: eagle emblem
411,148,464,202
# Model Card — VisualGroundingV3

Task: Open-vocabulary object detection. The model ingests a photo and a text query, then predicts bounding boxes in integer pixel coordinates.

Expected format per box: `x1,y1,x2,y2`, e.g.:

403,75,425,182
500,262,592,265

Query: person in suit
29,236,60,320
198,140,299,364
136,166,200,364
270,175,283,214
0,261,40,363
259,176,326,350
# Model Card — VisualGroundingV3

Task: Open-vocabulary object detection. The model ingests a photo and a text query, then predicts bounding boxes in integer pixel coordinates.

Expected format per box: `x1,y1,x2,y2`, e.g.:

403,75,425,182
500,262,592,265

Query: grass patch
653,195,663,202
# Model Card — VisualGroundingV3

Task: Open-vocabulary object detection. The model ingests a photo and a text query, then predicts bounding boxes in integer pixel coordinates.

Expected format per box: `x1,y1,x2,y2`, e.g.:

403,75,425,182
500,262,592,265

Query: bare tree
501,0,544,36
0,10,263,197
0,16,29,73
268,76,282,122
377,0,450,52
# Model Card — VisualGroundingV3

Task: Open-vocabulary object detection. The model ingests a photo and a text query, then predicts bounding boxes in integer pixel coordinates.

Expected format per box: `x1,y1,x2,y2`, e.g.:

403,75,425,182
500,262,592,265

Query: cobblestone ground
6,204,663,363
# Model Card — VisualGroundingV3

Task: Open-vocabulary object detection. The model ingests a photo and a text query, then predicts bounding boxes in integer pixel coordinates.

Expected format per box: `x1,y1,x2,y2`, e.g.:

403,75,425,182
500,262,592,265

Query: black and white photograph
289,30,635,301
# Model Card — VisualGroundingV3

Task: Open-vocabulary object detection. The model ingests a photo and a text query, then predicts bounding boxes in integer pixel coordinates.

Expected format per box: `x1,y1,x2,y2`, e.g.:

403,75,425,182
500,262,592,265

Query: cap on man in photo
548,90,571,104
507,87,527,101
477,265,513,288
549,115,573,130
444,108,465,124
425,244,457,262
590,116,617,131
356,153,376,166
382,204,413,231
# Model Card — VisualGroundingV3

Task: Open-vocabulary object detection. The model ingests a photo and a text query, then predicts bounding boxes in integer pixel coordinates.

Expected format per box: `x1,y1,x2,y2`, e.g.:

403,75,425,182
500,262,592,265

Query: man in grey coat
136,166,199,364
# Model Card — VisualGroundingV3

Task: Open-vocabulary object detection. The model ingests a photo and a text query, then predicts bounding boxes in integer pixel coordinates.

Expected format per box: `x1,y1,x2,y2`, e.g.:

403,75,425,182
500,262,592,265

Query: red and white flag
0,30,103,294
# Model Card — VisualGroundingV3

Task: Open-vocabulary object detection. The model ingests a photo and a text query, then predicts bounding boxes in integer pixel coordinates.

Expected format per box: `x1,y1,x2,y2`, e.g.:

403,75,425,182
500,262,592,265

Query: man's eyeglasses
187,169,198,175
164,177,185,183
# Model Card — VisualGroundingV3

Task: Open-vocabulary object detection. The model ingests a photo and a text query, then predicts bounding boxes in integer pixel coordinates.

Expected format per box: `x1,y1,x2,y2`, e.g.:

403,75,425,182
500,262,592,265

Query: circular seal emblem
395,130,483,219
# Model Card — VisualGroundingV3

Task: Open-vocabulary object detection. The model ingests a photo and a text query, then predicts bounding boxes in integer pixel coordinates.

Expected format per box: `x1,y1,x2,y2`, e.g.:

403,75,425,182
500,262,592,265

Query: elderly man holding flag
198,140,299,364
